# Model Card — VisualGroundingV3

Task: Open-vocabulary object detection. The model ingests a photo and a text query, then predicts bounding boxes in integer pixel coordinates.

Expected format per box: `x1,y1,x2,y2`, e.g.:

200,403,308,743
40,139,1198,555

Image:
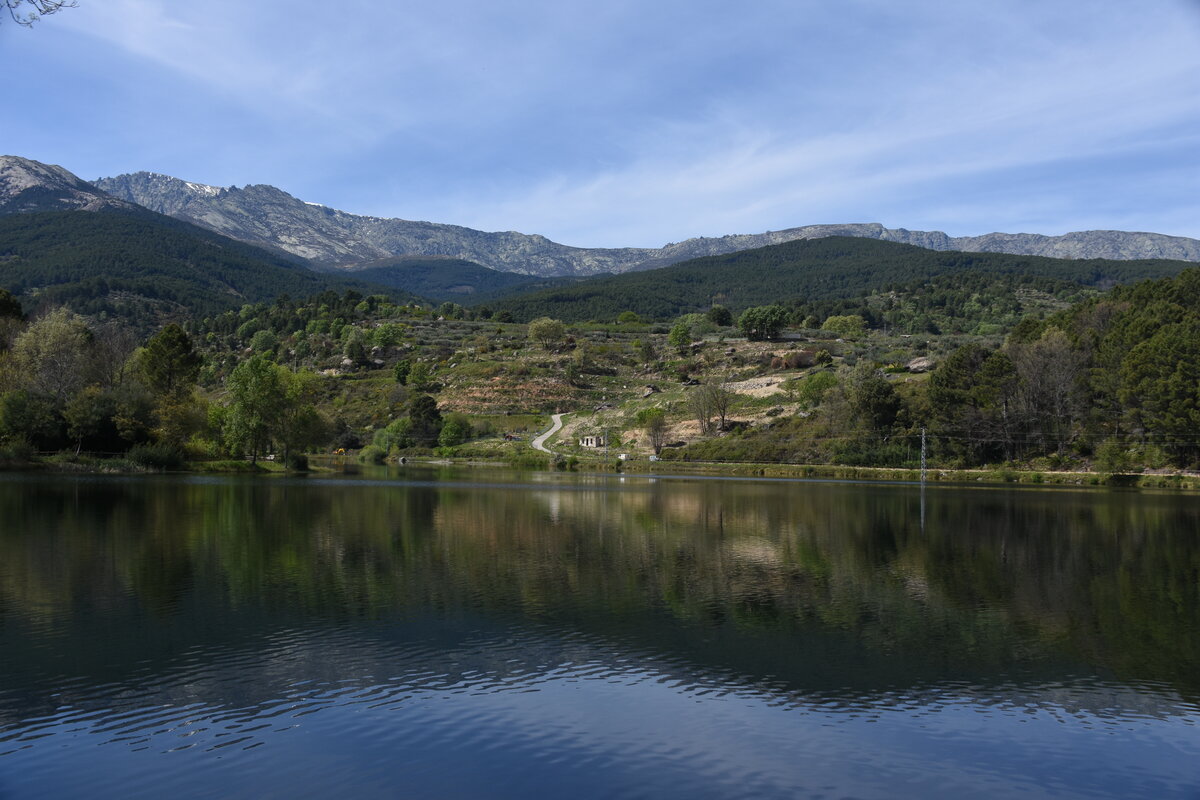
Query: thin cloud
10,0,1200,246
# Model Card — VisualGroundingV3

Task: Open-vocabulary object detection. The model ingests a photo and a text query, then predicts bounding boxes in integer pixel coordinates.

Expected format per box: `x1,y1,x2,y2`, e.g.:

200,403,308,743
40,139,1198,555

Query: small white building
579,434,607,448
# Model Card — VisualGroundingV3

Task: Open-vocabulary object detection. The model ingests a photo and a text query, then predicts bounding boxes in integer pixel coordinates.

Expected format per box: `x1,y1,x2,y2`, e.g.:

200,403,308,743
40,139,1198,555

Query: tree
141,323,201,400
792,370,837,408
4,0,74,26
689,384,722,436
668,321,691,354
408,362,433,391
846,363,900,433
737,305,789,341
63,386,113,455
701,380,733,431
928,344,1019,464
707,305,733,327
822,315,868,339
249,329,279,354
0,389,60,448
636,407,669,455
225,355,285,463
373,417,414,452
90,320,140,388
393,359,412,385
273,369,329,466
672,321,691,352
9,308,94,402
0,288,23,320
438,413,473,447
617,311,641,325
1008,327,1084,455
1120,321,1200,465
407,394,443,446
528,317,565,350
342,326,368,364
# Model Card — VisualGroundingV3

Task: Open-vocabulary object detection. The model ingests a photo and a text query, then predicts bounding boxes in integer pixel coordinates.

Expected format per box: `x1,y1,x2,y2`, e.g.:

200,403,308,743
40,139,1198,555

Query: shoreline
5,452,1199,491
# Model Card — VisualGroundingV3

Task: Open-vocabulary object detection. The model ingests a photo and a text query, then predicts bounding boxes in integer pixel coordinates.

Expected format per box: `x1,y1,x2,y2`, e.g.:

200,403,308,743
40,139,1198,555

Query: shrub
0,436,35,462
128,442,185,470
358,444,387,464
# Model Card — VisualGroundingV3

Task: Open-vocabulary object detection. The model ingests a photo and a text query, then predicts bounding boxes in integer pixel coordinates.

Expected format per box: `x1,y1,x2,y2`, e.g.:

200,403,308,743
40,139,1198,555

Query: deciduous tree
636,407,669,454
528,317,565,350
226,355,284,463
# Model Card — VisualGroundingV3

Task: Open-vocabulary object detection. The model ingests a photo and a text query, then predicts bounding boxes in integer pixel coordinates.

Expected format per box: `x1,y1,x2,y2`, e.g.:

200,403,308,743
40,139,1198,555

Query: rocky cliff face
0,155,132,215
93,170,1200,274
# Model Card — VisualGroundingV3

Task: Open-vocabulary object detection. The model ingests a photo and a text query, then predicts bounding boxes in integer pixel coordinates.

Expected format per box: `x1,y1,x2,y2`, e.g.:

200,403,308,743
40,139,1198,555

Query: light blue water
1,470,1198,798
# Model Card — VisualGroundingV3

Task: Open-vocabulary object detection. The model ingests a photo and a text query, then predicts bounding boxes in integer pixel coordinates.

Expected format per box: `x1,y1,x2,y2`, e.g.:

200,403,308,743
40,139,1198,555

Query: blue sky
3,0,1199,247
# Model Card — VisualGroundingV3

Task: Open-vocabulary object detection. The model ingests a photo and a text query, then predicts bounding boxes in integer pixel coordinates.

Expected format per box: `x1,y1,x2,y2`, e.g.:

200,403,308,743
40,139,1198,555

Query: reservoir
1,469,1198,798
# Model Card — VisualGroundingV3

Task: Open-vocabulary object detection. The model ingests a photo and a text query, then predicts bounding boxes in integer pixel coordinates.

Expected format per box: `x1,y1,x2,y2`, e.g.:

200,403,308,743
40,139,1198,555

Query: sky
3,0,1199,247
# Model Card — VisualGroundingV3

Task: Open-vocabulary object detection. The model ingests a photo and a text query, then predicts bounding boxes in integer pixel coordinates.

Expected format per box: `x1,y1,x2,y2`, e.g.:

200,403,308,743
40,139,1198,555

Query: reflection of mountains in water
1,473,1199,721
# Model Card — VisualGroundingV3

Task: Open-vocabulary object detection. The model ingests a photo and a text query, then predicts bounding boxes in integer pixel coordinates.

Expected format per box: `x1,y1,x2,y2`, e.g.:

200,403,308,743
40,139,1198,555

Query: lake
1,469,1198,798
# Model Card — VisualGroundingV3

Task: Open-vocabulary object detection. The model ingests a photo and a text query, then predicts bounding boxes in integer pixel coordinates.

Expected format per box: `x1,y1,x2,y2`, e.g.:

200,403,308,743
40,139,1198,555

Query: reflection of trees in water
0,476,1198,696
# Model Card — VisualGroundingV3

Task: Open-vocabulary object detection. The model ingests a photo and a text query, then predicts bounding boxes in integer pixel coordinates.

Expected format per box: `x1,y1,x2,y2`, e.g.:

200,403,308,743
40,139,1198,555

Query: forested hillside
490,237,1192,322
670,265,1200,471
346,256,584,304
0,210,414,324
2,232,1199,477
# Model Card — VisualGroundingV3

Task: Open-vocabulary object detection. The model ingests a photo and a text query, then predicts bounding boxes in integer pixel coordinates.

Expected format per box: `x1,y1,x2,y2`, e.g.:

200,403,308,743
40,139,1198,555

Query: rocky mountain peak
0,155,131,215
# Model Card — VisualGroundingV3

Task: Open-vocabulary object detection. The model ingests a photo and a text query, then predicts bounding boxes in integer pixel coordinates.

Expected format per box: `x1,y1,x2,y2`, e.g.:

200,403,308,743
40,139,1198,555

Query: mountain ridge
92,167,1200,273
5,156,1199,277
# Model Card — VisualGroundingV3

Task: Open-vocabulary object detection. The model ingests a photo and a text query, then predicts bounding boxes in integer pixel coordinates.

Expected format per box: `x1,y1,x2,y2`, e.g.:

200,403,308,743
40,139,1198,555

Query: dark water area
1,469,1198,798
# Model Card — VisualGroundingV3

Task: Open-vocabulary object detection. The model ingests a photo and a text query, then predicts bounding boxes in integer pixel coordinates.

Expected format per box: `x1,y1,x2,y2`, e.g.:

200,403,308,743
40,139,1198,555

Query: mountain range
84,162,1200,276
3,154,1200,303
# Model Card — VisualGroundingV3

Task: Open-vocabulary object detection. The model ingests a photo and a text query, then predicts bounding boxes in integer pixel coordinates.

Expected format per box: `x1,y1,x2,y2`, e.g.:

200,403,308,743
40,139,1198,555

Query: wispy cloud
11,0,1200,245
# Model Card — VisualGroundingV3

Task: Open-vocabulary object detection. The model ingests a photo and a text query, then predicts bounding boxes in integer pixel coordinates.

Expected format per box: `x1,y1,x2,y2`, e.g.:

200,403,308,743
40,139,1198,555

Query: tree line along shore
2,261,1199,486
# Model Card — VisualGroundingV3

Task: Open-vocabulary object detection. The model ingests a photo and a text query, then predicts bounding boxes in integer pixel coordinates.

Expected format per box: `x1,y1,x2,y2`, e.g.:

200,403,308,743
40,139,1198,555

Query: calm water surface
1,469,1198,798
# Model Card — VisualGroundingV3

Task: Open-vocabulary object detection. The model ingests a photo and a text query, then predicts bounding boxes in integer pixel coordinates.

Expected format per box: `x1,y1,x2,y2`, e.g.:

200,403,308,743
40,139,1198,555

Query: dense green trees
0,305,340,465
0,212,395,325
1118,322,1200,463
928,344,1019,464
488,237,1188,324
224,355,328,465
738,305,788,340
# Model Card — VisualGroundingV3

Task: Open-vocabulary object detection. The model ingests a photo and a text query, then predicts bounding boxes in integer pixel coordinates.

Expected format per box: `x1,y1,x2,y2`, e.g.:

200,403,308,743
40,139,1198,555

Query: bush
128,442,185,470
0,435,35,462
285,452,309,471
358,444,387,464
